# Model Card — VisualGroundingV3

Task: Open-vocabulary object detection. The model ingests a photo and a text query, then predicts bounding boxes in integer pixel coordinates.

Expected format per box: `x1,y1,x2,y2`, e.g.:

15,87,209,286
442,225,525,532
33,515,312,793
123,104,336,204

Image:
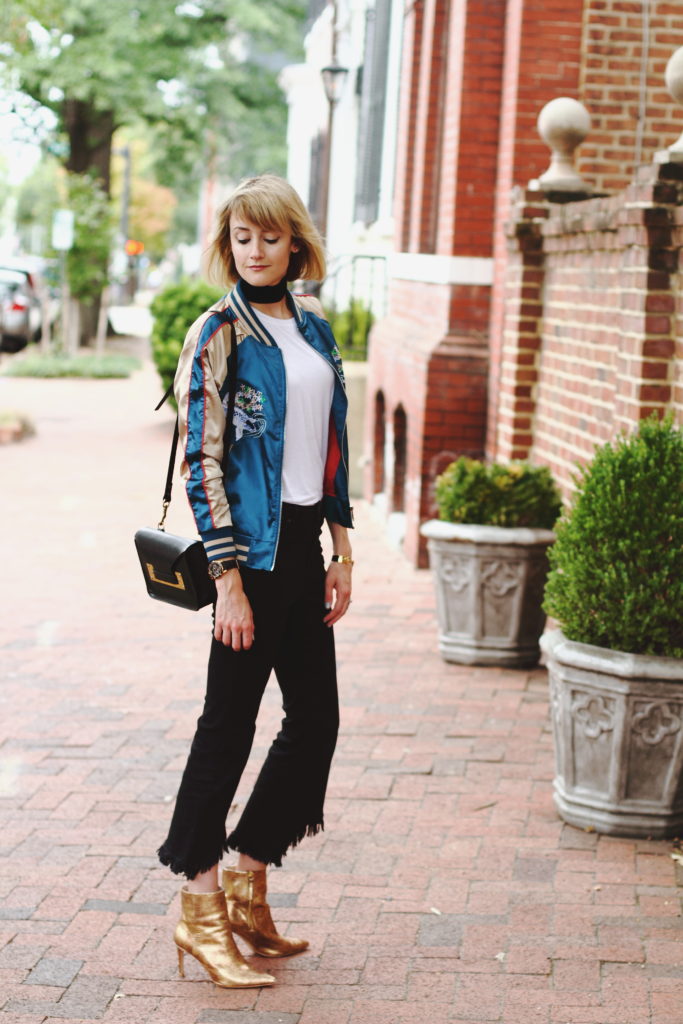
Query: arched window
374,390,386,493
392,404,407,512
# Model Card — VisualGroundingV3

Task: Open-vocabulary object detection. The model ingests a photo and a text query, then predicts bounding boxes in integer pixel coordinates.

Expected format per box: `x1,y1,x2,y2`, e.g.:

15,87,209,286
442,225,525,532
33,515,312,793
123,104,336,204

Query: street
0,348,681,1024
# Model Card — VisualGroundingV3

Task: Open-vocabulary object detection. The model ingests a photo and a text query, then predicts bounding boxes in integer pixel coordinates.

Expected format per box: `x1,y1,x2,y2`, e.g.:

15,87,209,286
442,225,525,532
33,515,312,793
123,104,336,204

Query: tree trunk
64,100,115,195
63,100,115,345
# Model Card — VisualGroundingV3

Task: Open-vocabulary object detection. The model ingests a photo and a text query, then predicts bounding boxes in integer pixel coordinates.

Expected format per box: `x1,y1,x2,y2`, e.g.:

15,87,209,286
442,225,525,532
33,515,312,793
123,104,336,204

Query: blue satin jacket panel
177,279,352,572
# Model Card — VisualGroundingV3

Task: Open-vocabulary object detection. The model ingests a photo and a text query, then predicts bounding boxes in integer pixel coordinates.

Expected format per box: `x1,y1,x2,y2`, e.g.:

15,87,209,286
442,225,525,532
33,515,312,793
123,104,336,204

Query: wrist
331,553,354,566
215,569,242,593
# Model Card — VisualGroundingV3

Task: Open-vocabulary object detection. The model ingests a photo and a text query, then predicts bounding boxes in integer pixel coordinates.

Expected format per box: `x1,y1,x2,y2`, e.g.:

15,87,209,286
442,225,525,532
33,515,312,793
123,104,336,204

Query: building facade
284,0,683,565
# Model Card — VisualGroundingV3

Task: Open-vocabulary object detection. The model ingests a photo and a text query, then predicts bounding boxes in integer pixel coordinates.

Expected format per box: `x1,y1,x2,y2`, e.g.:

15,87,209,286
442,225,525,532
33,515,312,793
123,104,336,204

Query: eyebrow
232,224,280,234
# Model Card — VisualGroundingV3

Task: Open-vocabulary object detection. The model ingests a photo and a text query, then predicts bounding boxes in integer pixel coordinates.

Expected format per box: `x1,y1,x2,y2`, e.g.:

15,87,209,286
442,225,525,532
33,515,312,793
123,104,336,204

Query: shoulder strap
156,320,237,530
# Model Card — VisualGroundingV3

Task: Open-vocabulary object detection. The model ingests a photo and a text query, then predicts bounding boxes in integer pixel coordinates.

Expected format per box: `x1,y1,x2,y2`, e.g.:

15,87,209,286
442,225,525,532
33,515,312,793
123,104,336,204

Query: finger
324,594,351,626
231,629,243,652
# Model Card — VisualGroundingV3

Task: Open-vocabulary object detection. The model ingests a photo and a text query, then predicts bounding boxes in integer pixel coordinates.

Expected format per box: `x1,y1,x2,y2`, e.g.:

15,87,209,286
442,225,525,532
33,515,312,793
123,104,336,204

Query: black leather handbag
134,325,236,611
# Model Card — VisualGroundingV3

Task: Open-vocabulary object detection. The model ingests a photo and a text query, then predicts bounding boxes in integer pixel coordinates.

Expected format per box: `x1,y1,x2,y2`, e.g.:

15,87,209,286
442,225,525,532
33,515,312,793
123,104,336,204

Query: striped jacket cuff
201,528,236,562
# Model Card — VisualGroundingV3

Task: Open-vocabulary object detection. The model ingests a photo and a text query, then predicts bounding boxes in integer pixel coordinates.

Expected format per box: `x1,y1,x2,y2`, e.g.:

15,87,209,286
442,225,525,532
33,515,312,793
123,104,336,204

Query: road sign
52,209,75,251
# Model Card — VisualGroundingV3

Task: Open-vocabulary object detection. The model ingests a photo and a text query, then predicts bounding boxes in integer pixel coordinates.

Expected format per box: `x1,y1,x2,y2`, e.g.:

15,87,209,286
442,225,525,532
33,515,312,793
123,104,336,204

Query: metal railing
322,253,387,356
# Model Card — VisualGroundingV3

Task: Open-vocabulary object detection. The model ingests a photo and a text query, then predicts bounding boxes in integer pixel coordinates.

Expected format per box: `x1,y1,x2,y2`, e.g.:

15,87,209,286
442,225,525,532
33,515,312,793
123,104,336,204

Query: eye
236,238,250,245
265,237,279,244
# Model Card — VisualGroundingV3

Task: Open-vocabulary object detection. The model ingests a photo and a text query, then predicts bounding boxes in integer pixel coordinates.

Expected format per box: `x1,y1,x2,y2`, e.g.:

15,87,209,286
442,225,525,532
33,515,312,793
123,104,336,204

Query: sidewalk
0,353,681,1024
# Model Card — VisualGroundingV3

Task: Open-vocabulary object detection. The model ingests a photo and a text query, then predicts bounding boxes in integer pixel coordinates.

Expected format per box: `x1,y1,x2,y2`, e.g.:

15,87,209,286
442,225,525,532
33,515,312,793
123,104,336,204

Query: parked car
0,257,57,352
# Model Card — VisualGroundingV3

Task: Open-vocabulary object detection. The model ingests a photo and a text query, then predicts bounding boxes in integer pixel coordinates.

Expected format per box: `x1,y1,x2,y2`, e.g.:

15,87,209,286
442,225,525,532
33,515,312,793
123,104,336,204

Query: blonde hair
208,174,326,286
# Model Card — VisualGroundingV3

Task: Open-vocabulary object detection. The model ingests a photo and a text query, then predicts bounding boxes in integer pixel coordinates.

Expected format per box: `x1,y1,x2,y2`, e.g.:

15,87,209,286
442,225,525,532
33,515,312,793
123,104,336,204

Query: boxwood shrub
543,415,683,658
435,457,562,529
150,279,222,406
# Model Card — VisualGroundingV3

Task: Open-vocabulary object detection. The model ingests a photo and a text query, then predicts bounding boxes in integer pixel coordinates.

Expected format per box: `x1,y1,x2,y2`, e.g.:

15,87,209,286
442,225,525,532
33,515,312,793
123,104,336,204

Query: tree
3,0,304,192
2,0,305,336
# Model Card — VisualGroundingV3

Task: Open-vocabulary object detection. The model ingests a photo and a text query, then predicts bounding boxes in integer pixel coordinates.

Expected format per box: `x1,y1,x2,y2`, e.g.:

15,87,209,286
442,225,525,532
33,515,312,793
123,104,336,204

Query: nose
249,238,265,260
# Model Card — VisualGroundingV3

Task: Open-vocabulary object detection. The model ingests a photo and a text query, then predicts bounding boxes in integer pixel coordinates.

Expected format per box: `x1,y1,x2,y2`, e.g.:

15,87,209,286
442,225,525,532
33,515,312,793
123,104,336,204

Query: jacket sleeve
174,311,236,562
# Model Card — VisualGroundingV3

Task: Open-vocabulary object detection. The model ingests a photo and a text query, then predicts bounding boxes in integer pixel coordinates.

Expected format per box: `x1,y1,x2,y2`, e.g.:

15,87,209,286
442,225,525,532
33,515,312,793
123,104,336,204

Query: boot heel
174,887,274,988
222,867,309,958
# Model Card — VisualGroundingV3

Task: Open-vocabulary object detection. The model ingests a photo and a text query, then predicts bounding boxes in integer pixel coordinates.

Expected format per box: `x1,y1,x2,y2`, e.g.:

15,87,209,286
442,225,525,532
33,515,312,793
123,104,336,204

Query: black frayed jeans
158,503,339,879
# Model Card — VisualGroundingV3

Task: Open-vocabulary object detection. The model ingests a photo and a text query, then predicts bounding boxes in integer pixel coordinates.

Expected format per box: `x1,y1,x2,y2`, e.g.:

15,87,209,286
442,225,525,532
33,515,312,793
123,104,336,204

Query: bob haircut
208,174,326,286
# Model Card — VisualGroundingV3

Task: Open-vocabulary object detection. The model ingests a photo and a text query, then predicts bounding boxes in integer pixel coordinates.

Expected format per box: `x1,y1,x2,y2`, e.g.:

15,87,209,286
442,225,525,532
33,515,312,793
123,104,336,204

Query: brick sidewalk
0,357,681,1024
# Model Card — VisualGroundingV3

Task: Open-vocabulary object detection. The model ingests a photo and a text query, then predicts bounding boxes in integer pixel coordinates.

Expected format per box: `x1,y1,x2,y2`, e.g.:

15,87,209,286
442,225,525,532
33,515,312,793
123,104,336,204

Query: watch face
208,562,222,579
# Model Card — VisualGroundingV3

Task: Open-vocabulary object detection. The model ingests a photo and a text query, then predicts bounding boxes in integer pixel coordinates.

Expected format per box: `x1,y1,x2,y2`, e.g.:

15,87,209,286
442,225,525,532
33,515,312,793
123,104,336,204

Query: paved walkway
0,347,681,1024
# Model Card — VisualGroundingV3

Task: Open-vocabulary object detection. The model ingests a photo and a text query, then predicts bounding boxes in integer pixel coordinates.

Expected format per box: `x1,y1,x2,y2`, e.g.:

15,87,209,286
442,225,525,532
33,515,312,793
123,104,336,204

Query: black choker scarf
239,275,288,304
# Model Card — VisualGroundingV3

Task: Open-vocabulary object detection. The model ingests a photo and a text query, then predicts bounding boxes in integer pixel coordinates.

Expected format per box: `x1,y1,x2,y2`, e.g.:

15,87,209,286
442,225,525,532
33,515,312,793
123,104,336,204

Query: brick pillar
613,162,682,427
495,190,549,461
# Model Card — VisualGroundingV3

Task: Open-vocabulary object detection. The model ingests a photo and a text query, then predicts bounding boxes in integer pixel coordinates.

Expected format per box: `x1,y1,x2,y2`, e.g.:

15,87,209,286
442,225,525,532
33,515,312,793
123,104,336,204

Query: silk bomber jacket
173,277,353,571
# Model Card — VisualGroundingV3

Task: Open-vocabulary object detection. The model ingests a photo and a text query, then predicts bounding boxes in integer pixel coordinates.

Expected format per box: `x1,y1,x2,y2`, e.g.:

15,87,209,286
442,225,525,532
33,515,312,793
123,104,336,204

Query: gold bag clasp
145,563,186,591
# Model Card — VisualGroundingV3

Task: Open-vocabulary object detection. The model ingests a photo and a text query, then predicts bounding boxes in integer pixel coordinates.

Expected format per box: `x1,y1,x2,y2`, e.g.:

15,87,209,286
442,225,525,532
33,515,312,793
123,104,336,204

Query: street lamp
319,63,348,247
321,64,348,104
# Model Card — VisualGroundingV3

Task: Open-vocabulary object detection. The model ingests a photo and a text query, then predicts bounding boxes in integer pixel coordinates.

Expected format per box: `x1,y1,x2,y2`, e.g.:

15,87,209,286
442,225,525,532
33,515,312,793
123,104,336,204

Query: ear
291,242,300,253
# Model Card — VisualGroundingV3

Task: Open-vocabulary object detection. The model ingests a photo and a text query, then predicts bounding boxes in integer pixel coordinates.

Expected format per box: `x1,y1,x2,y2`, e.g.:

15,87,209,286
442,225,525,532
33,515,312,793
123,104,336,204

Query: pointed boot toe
222,867,309,958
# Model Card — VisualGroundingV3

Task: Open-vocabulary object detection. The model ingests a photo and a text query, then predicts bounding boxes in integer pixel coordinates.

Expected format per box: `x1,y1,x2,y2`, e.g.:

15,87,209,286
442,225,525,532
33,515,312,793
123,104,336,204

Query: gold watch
207,559,239,580
331,554,354,566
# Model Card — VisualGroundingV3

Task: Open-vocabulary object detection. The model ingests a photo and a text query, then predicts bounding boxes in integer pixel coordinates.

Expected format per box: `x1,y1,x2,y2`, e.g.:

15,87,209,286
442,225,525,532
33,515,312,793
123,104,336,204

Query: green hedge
3,353,140,378
150,279,223,405
435,457,562,529
544,415,683,658
326,300,373,361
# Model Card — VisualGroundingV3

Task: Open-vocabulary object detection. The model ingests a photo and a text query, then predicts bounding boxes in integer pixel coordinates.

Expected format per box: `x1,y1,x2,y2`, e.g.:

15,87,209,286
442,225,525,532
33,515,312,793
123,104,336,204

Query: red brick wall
489,0,683,460
578,1,683,192
366,0,505,565
436,0,506,256
496,161,683,497
486,0,584,458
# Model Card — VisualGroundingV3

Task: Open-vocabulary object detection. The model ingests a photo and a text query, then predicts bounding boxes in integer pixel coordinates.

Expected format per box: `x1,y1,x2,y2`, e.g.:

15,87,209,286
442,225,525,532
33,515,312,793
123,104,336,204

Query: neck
239,275,288,305
250,297,291,319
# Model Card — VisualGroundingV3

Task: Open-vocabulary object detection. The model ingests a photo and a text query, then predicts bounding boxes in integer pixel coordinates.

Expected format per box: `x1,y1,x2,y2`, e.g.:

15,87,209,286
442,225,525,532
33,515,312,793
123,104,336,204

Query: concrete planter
541,629,683,838
420,520,555,667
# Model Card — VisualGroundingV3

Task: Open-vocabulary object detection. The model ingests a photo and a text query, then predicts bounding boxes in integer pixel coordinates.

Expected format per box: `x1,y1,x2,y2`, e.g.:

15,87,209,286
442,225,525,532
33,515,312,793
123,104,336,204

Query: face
230,217,299,287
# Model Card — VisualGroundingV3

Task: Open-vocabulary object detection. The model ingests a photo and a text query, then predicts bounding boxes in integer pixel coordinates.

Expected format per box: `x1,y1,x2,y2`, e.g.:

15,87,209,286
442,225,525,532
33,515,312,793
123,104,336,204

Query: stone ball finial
664,46,683,157
534,97,592,194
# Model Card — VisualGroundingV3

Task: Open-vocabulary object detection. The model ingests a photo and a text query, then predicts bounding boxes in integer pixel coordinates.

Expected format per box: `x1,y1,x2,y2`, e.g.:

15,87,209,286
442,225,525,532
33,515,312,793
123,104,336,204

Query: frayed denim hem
225,819,324,869
157,840,225,881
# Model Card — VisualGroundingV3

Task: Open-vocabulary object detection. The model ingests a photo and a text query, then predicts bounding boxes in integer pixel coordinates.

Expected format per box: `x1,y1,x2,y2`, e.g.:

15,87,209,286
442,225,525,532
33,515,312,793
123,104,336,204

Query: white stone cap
659,46,683,158
534,97,592,194
420,519,556,545
541,628,683,680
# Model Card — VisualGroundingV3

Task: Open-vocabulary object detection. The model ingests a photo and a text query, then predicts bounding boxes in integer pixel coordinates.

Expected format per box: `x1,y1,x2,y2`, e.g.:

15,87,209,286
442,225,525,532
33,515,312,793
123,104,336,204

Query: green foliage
326,301,374,361
3,352,140,378
3,0,305,189
150,279,223,402
544,415,683,658
435,458,563,529
14,158,61,254
64,172,114,302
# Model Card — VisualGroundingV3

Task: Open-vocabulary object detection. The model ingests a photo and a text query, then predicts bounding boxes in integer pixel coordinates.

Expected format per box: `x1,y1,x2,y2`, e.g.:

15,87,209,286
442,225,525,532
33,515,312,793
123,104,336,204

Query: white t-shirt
255,310,335,506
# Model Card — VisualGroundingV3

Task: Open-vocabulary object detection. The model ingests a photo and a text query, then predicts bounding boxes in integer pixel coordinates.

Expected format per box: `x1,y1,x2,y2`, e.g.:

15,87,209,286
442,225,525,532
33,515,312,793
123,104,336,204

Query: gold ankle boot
222,867,309,958
174,887,275,987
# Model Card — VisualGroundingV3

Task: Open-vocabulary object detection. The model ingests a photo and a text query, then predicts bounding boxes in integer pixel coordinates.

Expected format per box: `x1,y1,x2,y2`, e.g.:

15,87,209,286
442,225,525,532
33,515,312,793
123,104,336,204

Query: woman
157,174,353,989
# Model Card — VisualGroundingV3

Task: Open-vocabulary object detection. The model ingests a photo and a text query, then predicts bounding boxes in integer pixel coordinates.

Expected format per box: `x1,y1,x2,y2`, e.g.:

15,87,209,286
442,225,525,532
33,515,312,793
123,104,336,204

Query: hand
323,560,352,626
214,571,254,650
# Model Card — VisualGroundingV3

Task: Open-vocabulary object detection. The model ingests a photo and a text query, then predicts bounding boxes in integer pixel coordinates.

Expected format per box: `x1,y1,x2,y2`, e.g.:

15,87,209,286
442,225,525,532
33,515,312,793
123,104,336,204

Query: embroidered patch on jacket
225,382,267,440
330,343,345,384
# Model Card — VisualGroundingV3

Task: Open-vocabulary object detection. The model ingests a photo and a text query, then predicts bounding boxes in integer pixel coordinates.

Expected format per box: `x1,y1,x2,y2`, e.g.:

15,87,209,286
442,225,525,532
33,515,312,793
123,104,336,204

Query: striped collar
227,278,305,347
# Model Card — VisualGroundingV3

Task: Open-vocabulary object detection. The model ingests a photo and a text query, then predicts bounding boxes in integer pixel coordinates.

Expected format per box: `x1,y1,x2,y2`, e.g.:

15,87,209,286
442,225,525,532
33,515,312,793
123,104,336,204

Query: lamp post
318,61,348,247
